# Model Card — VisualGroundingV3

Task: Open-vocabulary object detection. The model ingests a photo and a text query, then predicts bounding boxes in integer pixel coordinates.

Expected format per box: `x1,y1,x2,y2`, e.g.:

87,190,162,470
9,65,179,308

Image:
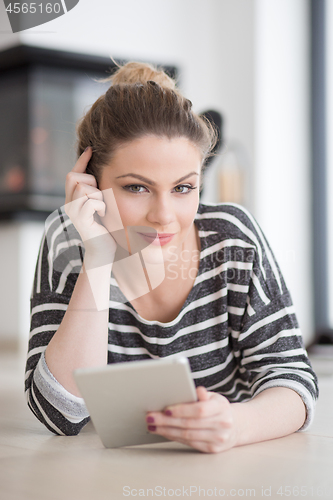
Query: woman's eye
125,185,147,193
174,185,196,194
124,184,197,194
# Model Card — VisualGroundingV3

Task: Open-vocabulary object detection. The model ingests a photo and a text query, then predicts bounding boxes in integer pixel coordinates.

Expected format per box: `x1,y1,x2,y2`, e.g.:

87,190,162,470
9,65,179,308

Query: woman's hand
146,386,238,454
65,147,116,258
146,386,307,454
65,147,117,268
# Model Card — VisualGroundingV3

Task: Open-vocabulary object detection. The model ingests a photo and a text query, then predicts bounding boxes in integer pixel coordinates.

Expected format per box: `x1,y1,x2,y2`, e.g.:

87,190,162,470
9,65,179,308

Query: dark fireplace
0,45,176,220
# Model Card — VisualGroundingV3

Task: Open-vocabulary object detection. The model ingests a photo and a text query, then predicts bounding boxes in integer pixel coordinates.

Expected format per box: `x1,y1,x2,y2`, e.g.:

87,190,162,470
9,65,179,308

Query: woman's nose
146,195,175,227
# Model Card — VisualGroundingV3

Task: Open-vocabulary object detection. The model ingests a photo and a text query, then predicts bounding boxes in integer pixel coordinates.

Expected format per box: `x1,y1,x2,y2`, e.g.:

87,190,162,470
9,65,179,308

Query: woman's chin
140,245,166,266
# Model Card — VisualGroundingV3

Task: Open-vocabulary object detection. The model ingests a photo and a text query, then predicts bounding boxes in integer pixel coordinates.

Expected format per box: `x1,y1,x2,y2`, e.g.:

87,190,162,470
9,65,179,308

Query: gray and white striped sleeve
231,206,318,430
25,210,91,435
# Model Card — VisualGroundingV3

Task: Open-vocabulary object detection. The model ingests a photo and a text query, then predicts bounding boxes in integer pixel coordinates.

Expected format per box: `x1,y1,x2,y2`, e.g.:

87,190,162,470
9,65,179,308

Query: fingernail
165,410,172,416
146,416,154,423
148,425,156,432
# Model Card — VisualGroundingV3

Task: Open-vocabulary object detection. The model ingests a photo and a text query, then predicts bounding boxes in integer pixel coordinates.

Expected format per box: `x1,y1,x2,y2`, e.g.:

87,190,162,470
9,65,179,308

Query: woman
25,62,318,453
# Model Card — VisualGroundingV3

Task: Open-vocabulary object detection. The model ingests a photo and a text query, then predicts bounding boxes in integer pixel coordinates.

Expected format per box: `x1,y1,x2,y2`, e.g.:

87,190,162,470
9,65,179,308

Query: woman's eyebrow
116,172,198,186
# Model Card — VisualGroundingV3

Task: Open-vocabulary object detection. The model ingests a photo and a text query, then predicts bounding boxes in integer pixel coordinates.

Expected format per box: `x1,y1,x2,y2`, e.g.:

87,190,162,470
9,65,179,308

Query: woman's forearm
231,387,307,447
45,259,112,397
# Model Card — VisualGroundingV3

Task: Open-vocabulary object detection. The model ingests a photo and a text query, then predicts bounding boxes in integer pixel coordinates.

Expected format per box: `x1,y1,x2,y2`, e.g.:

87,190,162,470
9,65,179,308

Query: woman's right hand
65,147,117,258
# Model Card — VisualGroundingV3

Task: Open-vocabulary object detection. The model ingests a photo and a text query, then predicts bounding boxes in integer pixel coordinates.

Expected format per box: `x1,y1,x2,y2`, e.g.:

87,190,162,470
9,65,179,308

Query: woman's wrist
83,237,116,271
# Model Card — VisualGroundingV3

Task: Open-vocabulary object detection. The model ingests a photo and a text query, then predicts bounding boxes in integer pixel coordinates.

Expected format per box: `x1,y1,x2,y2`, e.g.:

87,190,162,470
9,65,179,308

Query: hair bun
185,98,192,111
109,61,176,90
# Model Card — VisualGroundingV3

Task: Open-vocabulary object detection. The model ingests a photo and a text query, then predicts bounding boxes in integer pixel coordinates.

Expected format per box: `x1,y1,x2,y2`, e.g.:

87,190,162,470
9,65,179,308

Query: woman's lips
138,232,175,246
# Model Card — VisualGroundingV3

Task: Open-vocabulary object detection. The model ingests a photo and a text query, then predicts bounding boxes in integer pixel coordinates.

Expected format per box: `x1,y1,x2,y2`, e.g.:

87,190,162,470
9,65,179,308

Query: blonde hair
110,61,176,90
77,61,216,183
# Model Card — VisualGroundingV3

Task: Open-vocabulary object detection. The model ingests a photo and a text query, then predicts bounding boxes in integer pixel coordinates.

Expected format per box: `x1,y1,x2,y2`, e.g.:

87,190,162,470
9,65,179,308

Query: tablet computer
73,356,197,448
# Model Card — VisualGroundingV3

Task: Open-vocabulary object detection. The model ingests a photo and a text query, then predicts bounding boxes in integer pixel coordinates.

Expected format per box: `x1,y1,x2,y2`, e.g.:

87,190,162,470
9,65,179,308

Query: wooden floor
1,351,333,500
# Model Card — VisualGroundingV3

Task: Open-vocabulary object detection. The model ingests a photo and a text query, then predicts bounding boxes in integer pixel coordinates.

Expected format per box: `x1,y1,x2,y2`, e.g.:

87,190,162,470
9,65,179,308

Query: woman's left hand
146,386,238,453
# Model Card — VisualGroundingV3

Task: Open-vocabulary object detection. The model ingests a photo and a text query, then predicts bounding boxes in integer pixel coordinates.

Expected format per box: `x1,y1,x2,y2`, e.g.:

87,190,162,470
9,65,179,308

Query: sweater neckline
118,208,208,327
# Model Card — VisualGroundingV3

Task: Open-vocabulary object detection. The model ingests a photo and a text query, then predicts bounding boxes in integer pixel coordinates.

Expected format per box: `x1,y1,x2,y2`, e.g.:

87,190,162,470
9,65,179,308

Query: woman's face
98,135,201,264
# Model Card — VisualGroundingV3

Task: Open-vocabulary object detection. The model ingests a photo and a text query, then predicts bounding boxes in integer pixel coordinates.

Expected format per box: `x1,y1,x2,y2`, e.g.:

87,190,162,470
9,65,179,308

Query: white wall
254,0,313,344
326,0,333,329
0,222,44,352
0,224,20,343
0,0,314,345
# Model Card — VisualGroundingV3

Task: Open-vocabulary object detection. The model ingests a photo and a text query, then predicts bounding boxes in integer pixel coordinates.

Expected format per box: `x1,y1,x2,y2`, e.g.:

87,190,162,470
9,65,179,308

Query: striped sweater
25,202,318,436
